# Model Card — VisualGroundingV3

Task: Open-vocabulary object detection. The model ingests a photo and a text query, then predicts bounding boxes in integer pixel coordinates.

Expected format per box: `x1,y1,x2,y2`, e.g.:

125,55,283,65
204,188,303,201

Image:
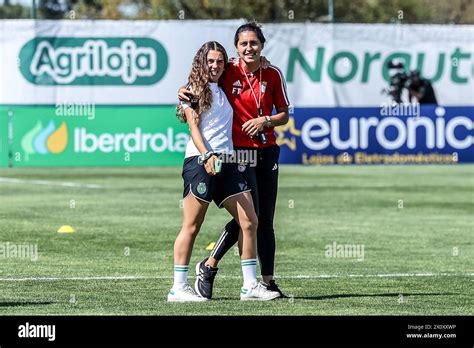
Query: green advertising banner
6,105,189,167
0,107,10,168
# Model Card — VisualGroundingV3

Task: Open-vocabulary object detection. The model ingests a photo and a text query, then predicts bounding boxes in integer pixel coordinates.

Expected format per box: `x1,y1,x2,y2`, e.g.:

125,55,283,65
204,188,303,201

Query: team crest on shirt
232,80,242,94
197,182,207,194
261,81,267,93
238,164,246,172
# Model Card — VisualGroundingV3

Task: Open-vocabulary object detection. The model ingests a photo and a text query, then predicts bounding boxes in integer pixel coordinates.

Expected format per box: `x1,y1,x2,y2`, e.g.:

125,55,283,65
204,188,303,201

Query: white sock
173,264,189,288
241,259,257,288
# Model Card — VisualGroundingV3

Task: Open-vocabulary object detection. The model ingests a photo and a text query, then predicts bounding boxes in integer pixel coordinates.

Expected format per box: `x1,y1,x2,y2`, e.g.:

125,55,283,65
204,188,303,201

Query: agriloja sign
19,37,168,85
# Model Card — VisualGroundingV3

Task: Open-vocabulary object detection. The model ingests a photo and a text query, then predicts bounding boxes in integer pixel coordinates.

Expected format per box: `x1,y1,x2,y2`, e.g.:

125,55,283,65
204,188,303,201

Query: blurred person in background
408,70,438,104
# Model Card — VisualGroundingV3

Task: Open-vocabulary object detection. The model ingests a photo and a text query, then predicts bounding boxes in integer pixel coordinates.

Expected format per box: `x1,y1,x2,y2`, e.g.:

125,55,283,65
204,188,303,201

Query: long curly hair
176,41,228,124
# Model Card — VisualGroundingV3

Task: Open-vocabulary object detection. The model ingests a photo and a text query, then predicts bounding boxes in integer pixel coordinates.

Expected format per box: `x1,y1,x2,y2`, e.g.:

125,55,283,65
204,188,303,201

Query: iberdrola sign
19,37,168,85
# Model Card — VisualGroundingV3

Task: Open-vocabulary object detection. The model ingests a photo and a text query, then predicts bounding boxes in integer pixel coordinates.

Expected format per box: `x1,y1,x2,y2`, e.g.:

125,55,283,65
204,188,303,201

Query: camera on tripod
382,60,417,104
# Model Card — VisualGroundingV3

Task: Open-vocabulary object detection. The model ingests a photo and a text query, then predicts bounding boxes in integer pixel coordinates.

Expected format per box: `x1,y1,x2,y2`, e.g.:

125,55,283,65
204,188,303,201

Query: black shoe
195,258,218,299
266,280,288,298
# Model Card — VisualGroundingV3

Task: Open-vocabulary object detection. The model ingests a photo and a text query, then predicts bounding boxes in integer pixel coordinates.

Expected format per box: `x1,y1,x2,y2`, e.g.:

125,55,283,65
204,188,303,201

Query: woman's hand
260,56,271,69
229,57,240,66
242,117,266,137
204,155,218,175
178,87,194,102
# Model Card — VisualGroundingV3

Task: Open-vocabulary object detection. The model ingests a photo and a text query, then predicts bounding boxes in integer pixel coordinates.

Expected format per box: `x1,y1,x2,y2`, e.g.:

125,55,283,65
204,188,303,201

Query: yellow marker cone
206,242,216,251
57,225,75,233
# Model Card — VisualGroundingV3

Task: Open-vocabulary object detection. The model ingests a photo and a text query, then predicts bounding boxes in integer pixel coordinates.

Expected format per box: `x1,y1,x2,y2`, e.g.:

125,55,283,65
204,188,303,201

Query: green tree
0,0,473,23
0,2,30,19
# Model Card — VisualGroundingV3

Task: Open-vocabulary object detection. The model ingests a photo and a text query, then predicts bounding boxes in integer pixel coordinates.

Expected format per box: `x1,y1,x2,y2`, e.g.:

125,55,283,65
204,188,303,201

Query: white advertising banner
1,20,473,106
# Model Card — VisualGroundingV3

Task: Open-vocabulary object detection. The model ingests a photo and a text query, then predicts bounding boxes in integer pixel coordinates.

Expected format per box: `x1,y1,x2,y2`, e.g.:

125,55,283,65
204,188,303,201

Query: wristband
265,116,272,127
197,151,214,165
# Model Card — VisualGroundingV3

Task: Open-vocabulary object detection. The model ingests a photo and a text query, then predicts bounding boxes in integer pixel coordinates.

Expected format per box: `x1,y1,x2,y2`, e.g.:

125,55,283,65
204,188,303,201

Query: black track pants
210,146,280,276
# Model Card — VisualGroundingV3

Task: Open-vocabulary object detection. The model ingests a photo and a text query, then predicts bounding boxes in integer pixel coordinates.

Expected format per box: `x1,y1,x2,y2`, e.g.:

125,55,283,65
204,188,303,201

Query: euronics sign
276,106,474,164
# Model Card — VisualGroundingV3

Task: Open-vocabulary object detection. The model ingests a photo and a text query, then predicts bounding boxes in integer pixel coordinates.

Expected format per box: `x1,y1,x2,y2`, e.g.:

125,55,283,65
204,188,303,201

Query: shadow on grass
0,301,55,307
195,293,457,302
293,292,456,300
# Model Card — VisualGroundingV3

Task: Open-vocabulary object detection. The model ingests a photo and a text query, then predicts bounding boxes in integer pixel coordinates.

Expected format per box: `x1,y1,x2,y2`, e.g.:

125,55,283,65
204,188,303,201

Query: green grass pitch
0,165,472,315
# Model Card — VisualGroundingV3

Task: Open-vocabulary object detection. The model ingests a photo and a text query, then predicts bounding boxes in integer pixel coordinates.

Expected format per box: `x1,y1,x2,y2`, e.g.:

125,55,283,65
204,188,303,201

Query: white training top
183,82,233,158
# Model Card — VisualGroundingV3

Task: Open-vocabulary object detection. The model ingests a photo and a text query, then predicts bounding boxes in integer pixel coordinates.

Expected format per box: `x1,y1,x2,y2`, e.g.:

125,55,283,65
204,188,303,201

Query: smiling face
207,50,225,82
236,30,263,67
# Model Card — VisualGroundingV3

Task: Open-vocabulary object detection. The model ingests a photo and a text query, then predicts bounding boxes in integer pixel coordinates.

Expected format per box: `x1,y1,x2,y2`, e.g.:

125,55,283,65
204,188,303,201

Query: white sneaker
240,281,280,301
167,283,208,302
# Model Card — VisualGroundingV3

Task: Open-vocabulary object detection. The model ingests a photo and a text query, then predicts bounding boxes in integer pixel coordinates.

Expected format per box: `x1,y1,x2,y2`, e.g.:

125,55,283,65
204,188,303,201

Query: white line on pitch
288,273,474,279
0,177,103,189
0,276,166,282
0,273,471,282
